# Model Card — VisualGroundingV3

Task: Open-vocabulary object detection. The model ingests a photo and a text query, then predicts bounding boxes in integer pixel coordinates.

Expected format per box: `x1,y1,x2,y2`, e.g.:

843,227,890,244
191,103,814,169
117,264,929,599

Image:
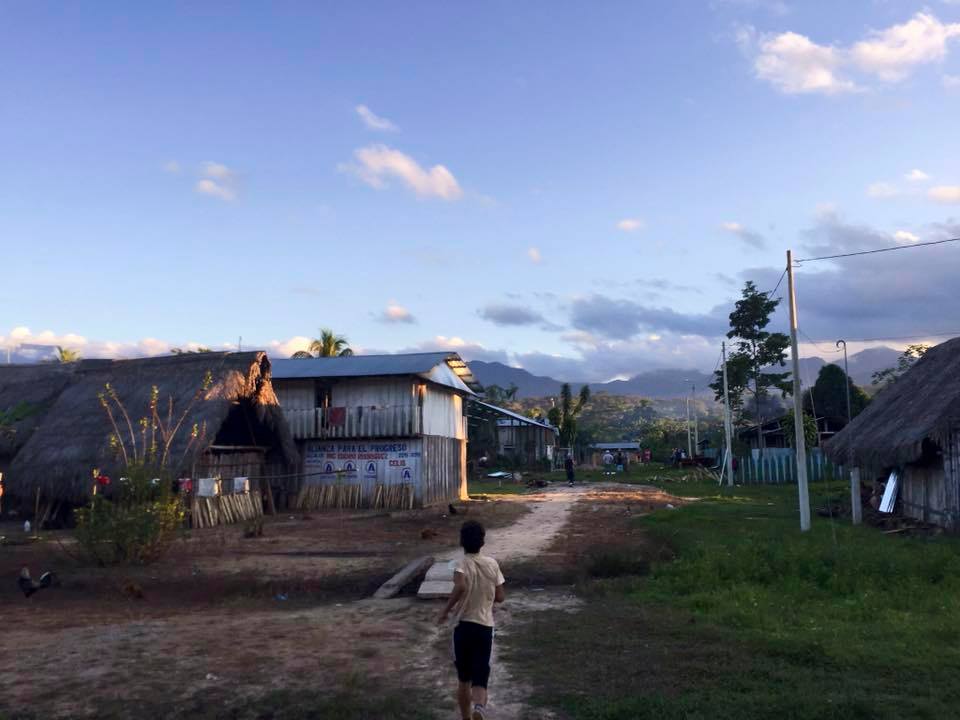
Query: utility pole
722,341,735,486
787,250,811,531
685,392,692,459
692,383,699,455
837,339,861,525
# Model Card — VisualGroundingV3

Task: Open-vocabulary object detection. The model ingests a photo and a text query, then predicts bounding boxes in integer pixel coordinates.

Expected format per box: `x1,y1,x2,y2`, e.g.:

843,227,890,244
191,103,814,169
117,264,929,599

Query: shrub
74,464,184,565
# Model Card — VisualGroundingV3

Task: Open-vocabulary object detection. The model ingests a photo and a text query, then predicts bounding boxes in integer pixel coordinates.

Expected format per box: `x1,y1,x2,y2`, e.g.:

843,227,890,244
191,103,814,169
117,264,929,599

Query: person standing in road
564,453,576,486
438,521,506,720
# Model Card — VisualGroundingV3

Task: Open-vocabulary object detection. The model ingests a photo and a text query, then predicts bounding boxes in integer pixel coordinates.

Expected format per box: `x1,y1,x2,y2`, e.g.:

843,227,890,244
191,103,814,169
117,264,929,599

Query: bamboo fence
295,482,414,511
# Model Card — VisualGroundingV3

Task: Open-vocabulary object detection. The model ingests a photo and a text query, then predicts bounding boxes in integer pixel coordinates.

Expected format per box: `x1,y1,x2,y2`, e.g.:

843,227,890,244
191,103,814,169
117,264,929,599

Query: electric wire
795,237,960,263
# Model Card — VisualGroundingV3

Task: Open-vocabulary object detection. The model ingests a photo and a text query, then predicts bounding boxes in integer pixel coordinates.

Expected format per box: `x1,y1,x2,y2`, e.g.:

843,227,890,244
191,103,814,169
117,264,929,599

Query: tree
291,329,354,358
171,347,212,355
782,412,818,449
803,364,869,427
711,281,791,461
556,383,590,448
56,346,81,363
872,344,930,387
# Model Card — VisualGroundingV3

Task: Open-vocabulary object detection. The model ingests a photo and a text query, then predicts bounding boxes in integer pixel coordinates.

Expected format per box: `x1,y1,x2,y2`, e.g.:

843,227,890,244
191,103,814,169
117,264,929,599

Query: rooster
18,566,57,598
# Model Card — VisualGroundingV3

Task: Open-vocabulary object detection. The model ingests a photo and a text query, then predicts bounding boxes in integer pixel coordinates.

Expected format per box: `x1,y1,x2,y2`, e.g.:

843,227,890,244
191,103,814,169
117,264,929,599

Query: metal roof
468,399,558,432
591,442,641,450
270,352,482,393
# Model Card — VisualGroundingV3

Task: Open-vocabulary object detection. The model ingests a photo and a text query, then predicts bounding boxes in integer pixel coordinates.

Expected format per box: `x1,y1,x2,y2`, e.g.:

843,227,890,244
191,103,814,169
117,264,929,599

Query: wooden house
825,337,960,530
588,442,641,467
466,400,558,467
0,352,298,523
271,352,481,509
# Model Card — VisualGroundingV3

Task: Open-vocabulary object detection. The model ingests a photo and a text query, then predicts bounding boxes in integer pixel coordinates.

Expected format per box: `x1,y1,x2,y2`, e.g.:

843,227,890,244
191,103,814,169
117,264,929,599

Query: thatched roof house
1,352,297,506
824,337,960,529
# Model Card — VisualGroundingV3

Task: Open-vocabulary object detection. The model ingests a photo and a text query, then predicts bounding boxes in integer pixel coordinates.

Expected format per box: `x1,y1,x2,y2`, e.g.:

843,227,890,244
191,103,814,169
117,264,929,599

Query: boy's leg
457,682,473,719
471,686,488,707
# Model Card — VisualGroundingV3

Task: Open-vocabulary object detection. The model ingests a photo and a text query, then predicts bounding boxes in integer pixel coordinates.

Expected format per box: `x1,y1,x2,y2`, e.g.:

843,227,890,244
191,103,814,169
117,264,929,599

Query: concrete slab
417,579,455,599
424,558,457,582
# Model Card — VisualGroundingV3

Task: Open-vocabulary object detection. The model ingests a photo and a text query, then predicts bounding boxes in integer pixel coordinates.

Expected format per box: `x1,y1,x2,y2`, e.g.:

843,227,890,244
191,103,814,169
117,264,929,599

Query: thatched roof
824,337,960,468
2,352,297,502
0,364,76,460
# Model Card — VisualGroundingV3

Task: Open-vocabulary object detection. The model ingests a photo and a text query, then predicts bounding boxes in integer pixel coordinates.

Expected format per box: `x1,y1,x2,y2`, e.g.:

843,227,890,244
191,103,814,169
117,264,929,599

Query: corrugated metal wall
422,387,464,439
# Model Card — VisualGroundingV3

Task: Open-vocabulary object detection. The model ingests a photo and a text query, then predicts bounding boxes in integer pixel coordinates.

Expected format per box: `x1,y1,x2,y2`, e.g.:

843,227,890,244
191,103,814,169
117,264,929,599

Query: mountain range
468,346,901,399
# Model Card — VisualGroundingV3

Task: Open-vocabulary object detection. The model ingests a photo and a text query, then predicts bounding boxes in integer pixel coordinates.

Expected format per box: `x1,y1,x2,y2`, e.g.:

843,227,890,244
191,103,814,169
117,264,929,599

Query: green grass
467,478,538,496
507,482,960,719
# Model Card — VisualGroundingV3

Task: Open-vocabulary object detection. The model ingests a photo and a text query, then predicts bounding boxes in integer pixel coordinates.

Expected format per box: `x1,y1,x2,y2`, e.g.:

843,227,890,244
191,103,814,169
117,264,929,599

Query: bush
74,464,184,565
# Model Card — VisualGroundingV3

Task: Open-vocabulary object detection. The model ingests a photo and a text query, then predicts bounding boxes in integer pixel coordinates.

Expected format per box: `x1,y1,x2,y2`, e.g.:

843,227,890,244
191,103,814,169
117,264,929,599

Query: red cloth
328,406,346,426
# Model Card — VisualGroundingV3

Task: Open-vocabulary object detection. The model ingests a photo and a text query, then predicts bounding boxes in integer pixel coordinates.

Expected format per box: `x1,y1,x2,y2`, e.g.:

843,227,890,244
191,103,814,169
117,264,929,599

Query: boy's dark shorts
453,620,493,687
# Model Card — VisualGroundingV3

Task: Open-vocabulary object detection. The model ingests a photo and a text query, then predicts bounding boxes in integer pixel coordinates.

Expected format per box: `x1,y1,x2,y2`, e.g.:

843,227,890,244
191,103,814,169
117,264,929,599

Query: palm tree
56,346,81,363
557,383,590,448
290,328,354,358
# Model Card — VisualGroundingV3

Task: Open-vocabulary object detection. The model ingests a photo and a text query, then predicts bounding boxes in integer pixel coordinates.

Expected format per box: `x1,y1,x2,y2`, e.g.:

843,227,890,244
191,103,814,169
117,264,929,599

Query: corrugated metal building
271,352,481,509
467,400,558,466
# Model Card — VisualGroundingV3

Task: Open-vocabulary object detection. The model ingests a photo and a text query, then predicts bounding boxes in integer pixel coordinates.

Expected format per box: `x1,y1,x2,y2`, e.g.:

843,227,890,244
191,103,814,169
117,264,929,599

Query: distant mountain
598,369,714,398
468,346,902,400
467,361,566,398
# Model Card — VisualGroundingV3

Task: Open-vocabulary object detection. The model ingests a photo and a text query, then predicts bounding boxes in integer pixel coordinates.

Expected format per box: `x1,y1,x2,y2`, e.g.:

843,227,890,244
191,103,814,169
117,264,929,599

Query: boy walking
438,521,506,720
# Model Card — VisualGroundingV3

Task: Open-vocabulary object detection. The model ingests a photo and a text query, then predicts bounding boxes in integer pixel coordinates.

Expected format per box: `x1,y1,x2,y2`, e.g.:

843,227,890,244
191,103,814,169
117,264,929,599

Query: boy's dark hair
460,520,485,554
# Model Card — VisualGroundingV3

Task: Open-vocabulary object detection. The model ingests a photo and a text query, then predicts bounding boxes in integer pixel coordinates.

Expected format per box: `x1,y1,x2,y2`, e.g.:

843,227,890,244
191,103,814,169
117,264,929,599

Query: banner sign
304,440,422,485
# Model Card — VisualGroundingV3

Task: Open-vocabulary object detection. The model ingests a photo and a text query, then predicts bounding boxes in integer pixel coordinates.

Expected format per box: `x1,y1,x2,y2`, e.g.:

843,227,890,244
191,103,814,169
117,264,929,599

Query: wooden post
787,250,812,531
851,467,862,525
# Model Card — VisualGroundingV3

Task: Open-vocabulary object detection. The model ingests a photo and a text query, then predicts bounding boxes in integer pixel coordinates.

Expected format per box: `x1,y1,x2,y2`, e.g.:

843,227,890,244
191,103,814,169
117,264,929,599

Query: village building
738,414,841,453
0,352,298,524
588,442,642,467
825,337,960,531
466,399,558,467
271,352,481,509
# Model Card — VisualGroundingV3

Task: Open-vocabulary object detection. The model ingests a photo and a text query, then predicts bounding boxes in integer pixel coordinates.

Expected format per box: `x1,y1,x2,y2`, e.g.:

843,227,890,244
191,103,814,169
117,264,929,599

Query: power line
796,237,960,263
799,330,842,355
767,266,788,297
803,330,960,344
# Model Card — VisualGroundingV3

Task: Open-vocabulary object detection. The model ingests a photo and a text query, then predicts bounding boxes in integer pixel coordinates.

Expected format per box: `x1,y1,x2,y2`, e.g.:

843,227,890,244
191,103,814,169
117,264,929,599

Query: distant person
615,451,624,473
438,521,506,720
602,450,614,474
564,453,575,486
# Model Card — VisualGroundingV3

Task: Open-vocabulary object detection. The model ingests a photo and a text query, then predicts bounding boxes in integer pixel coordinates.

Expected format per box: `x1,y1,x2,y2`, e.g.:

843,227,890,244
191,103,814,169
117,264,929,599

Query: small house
271,352,481,509
0,352,298,522
588,442,641,467
824,337,960,530
466,400,558,467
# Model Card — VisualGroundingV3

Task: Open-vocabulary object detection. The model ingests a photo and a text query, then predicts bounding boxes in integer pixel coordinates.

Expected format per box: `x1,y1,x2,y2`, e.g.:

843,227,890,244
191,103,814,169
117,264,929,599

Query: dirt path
420,484,592,719
439,484,590,563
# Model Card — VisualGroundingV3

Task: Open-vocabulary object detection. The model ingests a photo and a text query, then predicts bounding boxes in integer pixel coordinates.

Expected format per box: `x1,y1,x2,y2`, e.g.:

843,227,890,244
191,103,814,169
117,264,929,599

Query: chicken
18,566,57,598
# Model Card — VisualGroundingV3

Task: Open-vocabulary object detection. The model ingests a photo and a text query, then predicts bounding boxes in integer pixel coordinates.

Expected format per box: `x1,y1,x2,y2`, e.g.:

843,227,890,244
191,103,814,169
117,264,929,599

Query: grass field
507,481,960,719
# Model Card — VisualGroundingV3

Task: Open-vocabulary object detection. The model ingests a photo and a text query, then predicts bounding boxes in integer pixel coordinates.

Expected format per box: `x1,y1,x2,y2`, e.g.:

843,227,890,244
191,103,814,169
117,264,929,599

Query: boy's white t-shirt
454,553,505,627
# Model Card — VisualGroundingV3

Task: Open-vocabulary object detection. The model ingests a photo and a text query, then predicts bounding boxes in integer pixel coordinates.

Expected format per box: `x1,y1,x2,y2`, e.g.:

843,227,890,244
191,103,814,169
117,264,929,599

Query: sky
3,1,960,380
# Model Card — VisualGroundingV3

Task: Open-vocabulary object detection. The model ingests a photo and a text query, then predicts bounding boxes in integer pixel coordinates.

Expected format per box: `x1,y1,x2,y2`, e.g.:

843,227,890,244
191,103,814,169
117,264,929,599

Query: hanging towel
329,406,346,426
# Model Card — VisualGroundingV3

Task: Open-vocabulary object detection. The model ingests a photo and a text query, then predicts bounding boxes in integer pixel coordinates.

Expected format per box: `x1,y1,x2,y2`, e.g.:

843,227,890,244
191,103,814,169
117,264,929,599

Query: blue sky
4,1,960,379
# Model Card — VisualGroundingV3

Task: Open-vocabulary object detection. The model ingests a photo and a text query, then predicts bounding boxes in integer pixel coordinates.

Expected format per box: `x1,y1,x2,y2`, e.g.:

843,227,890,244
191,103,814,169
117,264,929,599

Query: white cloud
195,161,238,201
929,185,960,203
343,145,462,200
905,168,930,182
867,181,899,198
721,221,767,248
355,104,399,132
617,218,645,232
894,229,920,243
163,160,181,174
379,302,417,324
745,12,960,93
754,31,857,94
527,247,542,264
851,13,960,82
944,74,960,88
